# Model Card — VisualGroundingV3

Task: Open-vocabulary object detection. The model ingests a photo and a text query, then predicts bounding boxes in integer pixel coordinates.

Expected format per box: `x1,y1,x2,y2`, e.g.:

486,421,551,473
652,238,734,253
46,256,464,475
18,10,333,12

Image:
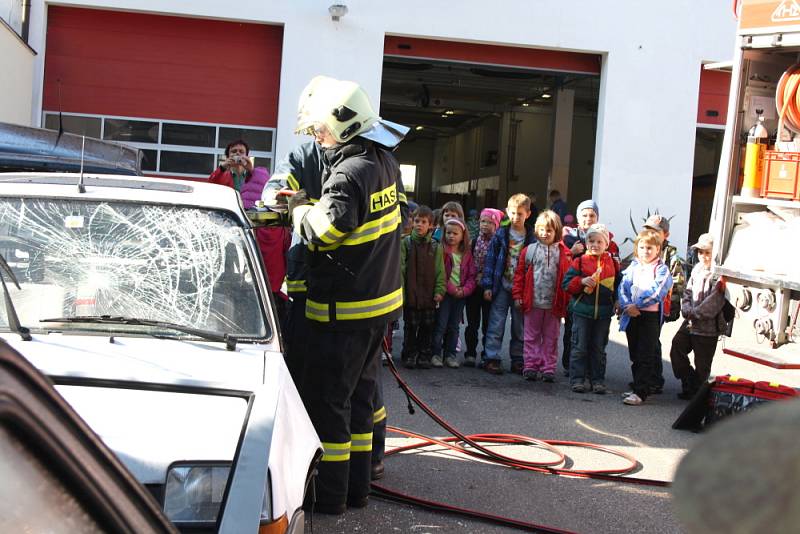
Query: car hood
1,333,267,389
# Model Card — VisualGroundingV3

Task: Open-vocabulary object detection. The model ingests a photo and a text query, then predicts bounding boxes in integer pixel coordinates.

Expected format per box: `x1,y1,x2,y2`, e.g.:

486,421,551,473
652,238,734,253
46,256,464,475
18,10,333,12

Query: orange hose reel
776,63,800,134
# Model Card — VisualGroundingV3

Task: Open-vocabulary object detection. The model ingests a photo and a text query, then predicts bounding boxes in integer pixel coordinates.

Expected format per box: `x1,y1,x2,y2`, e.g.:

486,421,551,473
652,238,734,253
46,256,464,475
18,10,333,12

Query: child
464,208,504,367
512,210,572,382
400,205,445,369
431,218,476,368
481,194,536,375
562,223,619,393
641,214,686,394
560,200,620,376
669,233,728,400
432,201,465,242
618,229,674,405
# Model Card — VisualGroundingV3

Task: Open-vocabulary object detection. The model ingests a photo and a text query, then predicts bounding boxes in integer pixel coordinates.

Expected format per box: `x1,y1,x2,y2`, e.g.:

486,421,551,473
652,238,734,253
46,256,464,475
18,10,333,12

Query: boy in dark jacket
670,233,728,399
400,205,445,369
481,194,536,375
562,223,620,393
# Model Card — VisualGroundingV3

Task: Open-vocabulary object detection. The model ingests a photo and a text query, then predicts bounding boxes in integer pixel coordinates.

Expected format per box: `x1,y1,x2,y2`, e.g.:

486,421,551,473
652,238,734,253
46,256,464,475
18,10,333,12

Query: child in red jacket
512,211,572,382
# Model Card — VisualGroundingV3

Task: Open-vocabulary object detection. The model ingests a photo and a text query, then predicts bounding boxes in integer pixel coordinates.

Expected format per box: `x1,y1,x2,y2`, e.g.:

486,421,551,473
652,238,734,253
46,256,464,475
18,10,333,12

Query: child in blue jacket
618,229,673,406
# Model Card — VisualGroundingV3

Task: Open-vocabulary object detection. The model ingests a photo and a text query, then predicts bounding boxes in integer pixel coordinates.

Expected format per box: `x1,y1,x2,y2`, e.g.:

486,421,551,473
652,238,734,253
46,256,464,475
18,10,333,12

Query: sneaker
416,355,432,369
571,382,586,393
463,355,477,367
444,355,460,368
510,361,524,375
592,383,607,394
431,355,444,368
623,392,644,405
485,360,503,375
522,368,538,381
541,372,555,383
620,390,634,398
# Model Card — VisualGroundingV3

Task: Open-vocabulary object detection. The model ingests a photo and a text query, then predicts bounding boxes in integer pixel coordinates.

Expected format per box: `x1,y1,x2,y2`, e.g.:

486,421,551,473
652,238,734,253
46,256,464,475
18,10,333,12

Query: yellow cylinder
742,140,766,197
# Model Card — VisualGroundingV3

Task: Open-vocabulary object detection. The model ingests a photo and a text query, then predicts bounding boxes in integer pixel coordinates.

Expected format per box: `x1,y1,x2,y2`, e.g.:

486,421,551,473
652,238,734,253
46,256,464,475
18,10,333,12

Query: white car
0,172,321,533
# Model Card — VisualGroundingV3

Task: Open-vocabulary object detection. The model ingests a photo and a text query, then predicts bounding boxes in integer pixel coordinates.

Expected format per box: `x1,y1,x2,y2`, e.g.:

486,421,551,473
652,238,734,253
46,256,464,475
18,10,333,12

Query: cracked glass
0,198,269,339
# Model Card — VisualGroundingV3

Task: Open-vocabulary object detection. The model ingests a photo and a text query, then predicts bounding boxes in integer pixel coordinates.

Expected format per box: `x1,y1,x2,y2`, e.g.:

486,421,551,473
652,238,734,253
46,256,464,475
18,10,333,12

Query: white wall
26,0,737,252
0,22,34,126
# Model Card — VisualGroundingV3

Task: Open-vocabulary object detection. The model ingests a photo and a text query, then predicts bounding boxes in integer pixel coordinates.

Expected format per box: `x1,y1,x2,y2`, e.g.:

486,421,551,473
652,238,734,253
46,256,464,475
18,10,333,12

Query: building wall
26,0,737,252
0,21,34,126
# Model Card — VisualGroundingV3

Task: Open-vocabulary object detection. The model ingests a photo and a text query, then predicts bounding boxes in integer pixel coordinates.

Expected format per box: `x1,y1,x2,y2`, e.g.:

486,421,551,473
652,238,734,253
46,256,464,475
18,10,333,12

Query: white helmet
295,76,379,144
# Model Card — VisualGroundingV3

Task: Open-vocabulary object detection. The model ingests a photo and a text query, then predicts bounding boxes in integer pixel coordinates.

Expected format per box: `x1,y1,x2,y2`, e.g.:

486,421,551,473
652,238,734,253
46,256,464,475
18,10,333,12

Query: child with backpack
512,210,572,382
618,228,674,406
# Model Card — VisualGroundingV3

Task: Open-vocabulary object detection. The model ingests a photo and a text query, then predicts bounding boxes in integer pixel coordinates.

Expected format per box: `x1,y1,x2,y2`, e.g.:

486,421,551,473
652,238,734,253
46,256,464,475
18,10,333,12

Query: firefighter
281,76,406,514
263,137,406,482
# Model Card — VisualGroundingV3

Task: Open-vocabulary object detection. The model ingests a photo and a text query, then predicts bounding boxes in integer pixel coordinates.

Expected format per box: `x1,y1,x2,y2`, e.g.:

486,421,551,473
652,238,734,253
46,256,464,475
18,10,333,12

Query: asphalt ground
304,317,800,534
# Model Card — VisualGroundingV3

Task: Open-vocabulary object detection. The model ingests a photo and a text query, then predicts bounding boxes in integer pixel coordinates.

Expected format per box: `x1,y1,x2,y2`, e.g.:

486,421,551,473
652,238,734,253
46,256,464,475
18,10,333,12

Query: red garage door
697,68,731,127
384,36,601,74
42,6,283,177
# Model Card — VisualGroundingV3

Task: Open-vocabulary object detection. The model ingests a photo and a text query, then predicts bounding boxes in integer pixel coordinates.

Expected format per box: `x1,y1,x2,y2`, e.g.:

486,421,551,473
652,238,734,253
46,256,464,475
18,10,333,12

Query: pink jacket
443,248,477,298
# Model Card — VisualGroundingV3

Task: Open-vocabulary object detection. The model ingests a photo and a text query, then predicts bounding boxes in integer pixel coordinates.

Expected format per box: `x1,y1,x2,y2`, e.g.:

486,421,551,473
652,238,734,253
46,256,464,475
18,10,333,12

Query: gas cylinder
742,111,768,197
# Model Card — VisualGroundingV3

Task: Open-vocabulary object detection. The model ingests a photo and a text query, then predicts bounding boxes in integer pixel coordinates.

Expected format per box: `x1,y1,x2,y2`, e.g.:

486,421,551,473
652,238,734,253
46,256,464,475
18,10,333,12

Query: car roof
0,172,246,218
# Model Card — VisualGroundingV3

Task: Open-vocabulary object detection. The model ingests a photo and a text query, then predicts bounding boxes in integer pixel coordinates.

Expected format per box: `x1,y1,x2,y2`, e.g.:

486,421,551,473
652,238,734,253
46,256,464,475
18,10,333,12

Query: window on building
400,164,417,193
42,112,276,178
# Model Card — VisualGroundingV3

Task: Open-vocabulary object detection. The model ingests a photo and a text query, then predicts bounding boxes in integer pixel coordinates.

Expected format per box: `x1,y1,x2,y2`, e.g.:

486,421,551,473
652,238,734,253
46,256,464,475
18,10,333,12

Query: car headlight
163,463,231,524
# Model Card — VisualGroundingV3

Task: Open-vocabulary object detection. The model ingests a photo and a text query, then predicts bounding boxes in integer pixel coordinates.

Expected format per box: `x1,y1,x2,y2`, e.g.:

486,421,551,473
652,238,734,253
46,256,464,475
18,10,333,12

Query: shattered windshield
0,197,269,339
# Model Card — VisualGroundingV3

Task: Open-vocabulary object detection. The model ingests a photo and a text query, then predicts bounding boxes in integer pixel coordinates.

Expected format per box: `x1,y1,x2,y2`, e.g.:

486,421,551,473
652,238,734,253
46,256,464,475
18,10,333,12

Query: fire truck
710,0,800,367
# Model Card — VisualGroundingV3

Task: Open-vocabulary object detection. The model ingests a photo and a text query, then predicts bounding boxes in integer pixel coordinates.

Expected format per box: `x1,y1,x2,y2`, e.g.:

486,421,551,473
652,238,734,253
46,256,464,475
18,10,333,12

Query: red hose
373,341,670,531
776,64,800,134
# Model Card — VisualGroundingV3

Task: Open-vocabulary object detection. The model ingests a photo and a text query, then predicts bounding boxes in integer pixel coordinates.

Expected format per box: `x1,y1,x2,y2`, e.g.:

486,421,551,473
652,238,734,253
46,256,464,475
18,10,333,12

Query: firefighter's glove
288,189,312,235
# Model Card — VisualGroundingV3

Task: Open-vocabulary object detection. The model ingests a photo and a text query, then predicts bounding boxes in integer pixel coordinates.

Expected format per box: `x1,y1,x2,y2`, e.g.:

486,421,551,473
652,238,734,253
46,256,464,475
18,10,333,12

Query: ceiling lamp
415,125,424,131
444,109,455,115
541,93,552,99
328,4,348,21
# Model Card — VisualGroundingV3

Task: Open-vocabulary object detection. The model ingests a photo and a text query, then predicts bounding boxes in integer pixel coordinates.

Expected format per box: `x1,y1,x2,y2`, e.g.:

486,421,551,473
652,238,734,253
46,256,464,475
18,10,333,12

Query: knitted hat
480,208,504,230
576,200,599,217
585,223,609,246
691,233,714,251
644,214,670,233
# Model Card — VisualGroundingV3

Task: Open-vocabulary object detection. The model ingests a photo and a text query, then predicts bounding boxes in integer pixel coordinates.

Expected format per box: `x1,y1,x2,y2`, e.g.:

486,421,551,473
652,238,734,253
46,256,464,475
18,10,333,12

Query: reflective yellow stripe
305,299,330,322
351,432,373,452
306,288,403,323
321,441,351,462
286,173,300,191
318,206,401,251
306,206,346,245
286,279,307,293
373,406,387,423
398,191,407,203
335,288,403,321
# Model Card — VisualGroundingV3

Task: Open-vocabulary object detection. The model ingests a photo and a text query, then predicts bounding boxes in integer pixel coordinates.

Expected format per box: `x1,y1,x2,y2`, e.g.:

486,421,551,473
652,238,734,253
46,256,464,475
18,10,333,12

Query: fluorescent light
542,93,552,99
521,102,530,107
415,125,424,131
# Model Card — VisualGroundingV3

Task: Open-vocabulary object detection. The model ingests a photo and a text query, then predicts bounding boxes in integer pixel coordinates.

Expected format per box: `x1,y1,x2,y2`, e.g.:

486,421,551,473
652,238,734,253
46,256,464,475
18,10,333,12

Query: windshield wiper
0,252,31,341
40,315,238,351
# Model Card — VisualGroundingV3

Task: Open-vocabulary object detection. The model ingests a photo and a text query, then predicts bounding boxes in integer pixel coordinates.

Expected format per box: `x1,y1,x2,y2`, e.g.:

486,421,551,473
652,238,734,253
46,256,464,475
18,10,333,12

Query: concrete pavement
304,317,800,533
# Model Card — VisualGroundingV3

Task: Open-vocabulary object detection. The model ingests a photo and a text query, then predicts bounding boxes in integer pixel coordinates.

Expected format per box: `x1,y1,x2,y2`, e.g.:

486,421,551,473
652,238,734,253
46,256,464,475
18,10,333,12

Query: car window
0,198,269,339
0,424,107,533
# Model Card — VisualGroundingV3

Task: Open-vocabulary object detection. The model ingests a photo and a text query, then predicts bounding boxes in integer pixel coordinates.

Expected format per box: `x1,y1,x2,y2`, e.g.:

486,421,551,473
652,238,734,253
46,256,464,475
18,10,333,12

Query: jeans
483,287,524,364
465,289,491,358
432,295,466,357
523,307,561,374
569,314,611,385
625,311,662,399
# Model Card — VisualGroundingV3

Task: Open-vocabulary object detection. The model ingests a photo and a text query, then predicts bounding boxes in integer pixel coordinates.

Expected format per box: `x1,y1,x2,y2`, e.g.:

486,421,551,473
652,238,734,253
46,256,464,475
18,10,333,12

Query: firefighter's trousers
302,323,386,507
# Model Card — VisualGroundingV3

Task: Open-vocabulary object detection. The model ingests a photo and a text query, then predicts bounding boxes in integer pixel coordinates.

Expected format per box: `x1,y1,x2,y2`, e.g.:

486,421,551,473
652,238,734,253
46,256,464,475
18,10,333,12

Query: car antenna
77,135,86,193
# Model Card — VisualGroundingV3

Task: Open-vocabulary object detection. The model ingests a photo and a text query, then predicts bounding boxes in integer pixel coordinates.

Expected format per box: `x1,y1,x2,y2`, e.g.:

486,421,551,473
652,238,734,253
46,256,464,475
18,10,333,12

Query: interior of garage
379,49,601,215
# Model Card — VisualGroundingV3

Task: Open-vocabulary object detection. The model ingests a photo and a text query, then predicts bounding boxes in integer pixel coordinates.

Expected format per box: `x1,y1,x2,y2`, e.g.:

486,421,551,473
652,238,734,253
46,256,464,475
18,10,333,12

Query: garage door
384,36,601,74
42,6,283,177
